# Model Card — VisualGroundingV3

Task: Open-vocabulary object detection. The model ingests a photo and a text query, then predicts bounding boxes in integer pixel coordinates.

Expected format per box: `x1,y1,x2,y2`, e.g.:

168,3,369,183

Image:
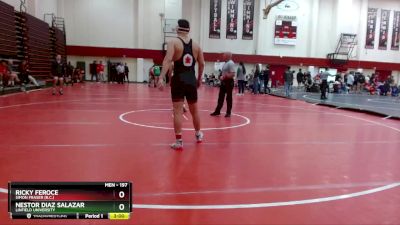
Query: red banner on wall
391,11,400,51
365,8,377,49
379,9,390,50
242,0,254,40
226,0,238,39
209,0,221,39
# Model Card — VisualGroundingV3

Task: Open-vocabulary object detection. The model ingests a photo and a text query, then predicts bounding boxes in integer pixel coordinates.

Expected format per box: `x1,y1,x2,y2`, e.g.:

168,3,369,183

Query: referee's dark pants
320,80,328,99
264,78,271,94
213,79,234,115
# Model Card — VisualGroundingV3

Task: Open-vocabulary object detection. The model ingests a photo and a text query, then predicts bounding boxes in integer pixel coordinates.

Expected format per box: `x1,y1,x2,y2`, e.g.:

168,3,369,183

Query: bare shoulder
192,41,201,51
166,38,178,47
191,41,203,59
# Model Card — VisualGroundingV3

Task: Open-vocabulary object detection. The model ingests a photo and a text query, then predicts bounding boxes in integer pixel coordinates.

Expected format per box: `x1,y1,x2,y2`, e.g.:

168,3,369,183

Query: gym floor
0,83,399,225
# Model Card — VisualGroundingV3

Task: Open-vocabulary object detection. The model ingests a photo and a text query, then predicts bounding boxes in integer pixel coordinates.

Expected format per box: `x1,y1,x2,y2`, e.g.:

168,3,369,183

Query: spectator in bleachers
368,74,373,83
66,62,74,83
263,65,271,94
365,75,370,84
148,65,156,87
73,68,81,83
110,63,117,83
392,85,399,97
236,62,246,96
356,73,366,94
6,60,21,87
381,80,391,96
51,54,66,95
0,60,8,86
335,73,342,82
252,65,261,94
297,69,304,87
97,61,105,82
19,60,39,88
340,77,347,93
124,63,129,83
320,69,329,100
207,73,216,86
346,73,354,93
354,73,365,94
152,65,161,87
353,72,359,93
304,73,313,92
388,75,395,87
90,60,98,82
247,74,253,91
259,64,265,93
283,66,293,97
116,63,125,84
65,61,74,86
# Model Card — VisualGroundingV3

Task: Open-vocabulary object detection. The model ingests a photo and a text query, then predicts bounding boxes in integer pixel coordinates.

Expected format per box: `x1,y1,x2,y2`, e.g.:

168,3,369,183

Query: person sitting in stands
0,60,7,86
209,74,214,85
380,78,391,96
72,68,80,83
149,66,156,87
248,74,254,91
357,73,366,94
391,85,399,97
152,64,161,87
6,60,21,87
366,83,376,95
65,62,74,85
305,74,313,92
210,73,217,86
333,79,341,93
19,60,39,88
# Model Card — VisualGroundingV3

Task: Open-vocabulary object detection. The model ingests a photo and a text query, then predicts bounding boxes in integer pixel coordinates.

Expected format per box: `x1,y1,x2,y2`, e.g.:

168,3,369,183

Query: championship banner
365,8,378,49
226,0,238,39
242,0,254,40
379,9,390,50
209,0,221,39
274,15,297,46
391,11,400,50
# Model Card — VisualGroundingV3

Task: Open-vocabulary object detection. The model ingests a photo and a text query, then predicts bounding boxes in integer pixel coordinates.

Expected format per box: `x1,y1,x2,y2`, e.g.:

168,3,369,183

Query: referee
210,52,236,118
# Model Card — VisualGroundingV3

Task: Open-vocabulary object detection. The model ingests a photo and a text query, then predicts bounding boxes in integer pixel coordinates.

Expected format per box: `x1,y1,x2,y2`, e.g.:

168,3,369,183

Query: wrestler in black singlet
171,37,197,103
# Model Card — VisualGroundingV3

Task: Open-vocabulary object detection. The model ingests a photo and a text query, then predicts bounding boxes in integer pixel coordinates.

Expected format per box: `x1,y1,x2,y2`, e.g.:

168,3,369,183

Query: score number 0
118,191,125,210
117,183,128,211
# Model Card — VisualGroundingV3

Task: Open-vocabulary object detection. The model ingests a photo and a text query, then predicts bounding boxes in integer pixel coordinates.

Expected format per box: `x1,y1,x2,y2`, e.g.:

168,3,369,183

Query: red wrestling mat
0,83,399,225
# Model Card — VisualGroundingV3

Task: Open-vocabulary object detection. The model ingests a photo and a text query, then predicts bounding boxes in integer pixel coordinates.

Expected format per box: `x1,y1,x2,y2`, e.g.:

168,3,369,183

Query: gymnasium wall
57,0,136,48
1,0,57,21
3,0,399,83
1,0,20,10
358,0,400,63
62,0,400,79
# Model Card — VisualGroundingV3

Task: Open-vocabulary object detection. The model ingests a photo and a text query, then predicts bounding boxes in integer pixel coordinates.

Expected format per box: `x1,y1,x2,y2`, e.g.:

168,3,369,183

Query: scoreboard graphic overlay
8,182,132,220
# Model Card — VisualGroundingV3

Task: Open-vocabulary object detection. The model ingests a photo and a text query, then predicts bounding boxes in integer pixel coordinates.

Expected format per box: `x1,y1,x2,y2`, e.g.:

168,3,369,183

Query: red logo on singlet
183,54,193,67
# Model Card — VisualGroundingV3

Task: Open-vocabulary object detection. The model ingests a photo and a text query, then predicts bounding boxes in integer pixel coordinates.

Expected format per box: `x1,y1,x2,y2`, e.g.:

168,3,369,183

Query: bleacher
0,1,18,58
24,13,52,80
0,0,66,95
50,26,66,60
